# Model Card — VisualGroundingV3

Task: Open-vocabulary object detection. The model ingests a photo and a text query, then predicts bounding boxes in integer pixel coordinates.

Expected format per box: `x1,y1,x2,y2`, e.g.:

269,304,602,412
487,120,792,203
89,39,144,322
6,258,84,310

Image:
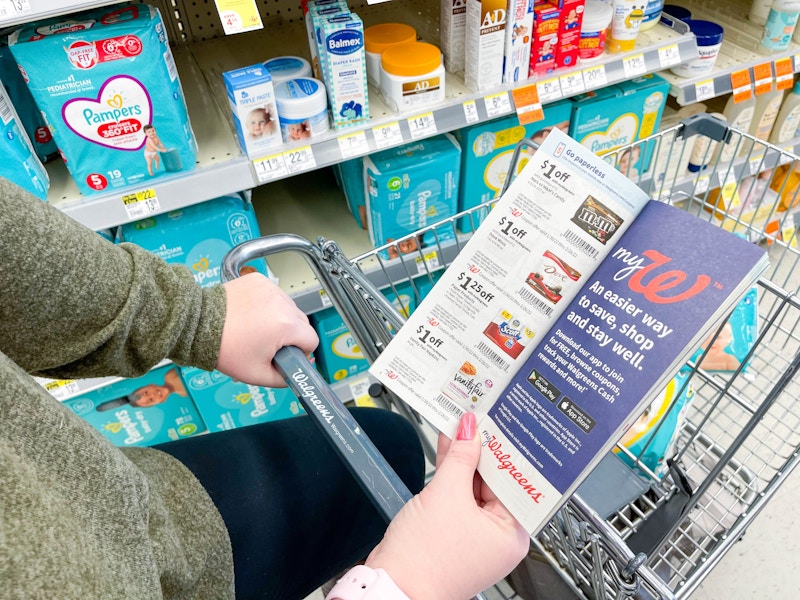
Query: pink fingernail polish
456,413,476,441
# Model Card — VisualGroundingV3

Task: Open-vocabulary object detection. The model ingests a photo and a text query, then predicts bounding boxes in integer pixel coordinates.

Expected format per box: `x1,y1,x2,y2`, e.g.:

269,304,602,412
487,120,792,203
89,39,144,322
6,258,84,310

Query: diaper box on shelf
8,4,197,196
310,307,371,383
63,365,206,447
118,194,272,287
180,367,303,432
333,156,367,229
0,83,50,200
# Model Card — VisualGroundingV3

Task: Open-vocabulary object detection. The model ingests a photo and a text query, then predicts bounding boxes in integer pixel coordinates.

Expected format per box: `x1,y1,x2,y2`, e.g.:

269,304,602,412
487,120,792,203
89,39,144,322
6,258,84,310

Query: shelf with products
659,0,800,105
27,0,697,231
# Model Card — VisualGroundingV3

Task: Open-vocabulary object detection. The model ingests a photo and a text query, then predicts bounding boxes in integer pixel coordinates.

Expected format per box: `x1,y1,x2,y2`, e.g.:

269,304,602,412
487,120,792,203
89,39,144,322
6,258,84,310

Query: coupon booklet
370,128,769,535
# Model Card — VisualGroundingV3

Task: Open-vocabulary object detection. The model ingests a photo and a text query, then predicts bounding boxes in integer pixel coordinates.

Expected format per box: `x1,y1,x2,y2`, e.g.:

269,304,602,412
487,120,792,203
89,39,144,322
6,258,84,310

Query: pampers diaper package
180,366,303,432
364,133,461,256
453,99,572,232
0,83,49,199
119,194,273,286
333,156,367,229
8,4,197,196
63,365,206,447
569,73,669,176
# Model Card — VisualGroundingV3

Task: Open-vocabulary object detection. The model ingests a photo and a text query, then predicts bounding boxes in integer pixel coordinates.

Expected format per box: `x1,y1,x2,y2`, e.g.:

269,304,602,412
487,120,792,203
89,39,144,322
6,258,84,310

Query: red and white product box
554,0,585,69
530,1,560,76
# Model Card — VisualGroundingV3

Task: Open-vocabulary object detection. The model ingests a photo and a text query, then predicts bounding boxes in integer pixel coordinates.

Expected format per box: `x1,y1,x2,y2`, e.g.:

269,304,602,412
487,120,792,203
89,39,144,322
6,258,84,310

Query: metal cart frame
223,114,800,599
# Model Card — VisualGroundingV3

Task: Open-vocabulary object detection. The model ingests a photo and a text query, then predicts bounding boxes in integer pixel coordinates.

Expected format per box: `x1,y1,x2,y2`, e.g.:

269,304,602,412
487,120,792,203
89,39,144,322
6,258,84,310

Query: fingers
433,413,482,491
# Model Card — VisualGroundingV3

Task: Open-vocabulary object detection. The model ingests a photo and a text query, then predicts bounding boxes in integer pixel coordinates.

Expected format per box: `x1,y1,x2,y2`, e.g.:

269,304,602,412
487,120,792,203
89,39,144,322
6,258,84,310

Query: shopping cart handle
273,345,414,522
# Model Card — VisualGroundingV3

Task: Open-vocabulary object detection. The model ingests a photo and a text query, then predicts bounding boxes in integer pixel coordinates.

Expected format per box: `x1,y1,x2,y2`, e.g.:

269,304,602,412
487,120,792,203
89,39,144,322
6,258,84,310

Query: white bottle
750,87,785,140
770,80,800,143
759,0,800,54
713,94,756,163
750,0,774,25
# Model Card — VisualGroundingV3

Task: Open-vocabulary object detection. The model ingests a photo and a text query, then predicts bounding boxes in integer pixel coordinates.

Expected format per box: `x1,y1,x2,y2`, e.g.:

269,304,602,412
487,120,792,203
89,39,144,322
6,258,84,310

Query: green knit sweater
0,180,235,598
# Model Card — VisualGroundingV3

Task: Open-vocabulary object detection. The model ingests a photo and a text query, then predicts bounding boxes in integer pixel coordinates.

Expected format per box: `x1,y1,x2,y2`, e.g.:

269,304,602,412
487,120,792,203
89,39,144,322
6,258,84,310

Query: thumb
433,413,481,488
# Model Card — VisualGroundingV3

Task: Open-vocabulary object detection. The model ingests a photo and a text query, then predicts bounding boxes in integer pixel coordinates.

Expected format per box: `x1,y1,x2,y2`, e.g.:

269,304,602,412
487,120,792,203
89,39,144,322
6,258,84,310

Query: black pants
155,408,425,600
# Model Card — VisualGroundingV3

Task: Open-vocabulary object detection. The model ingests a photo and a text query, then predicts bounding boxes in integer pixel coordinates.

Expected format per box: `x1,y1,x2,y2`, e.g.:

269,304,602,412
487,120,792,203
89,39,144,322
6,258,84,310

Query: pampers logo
581,114,639,155
327,29,363,55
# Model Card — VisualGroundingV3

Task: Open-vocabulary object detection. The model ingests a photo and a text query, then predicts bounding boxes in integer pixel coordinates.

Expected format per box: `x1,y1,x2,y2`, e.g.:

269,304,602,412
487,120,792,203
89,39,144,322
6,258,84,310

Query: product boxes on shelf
441,0,468,73
465,0,508,91
310,307,371,383
568,73,669,175
9,4,198,196
364,133,461,256
180,367,303,432
333,156,367,229
530,1,560,76
453,99,572,231
119,194,272,287
0,83,50,200
223,63,281,158
63,365,206,447
555,0,585,69
504,0,534,83
306,0,350,80
318,12,370,129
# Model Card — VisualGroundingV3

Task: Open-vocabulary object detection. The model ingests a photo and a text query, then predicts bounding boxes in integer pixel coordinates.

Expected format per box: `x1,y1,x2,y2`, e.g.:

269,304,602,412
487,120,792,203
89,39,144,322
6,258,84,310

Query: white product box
465,0,508,91
441,0,468,72
223,64,281,157
503,0,534,84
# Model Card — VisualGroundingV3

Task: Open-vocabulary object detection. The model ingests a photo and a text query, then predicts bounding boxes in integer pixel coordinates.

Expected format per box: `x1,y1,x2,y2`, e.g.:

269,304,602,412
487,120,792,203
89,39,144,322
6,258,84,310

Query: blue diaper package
180,366,303,432
0,84,49,199
63,365,206,447
119,194,272,287
333,156,367,229
0,43,58,162
364,134,461,256
8,4,197,196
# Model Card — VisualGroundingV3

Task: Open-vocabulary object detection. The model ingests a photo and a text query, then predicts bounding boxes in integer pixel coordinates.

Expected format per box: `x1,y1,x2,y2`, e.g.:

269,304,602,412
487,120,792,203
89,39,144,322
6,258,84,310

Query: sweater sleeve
0,179,226,378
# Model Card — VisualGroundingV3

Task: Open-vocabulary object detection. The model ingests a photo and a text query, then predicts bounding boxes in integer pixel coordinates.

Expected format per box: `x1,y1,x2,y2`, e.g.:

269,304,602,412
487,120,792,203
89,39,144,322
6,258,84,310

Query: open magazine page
478,200,768,534
370,128,650,437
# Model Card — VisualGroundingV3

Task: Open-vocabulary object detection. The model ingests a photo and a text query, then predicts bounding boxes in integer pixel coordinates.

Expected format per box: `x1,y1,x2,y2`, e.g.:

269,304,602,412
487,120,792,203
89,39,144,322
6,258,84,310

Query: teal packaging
63,365,206,447
453,99,572,232
310,307,370,383
569,73,669,176
180,366,303,432
119,194,272,287
8,4,197,196
364,133,461,256
0,83,49,200
333,157,367,229
0,43,58,162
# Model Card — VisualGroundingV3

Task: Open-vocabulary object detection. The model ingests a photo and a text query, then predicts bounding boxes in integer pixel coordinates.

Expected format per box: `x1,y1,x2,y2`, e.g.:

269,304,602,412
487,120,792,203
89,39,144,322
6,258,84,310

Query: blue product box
180,366,303,432
364,133,461,253
0,82,49,200
310,307,370,383
64,365,206,447
568,73,669,176
119,194,272,286
453,99,572,232
333,157,367,229
223,63,282,158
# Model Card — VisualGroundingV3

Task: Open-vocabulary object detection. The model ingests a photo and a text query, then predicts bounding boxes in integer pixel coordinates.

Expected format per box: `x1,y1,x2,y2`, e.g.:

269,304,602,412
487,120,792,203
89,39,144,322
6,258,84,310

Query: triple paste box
223,63,281,158
63,365,205,447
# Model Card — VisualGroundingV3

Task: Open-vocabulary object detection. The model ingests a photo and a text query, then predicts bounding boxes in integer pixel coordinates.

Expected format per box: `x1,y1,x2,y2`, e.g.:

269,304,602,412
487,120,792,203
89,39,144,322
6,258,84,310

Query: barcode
164,49,178,82
563,230,598,259
0,90,12,125
436,395,464,419
477,341,510,372
517,287,554,316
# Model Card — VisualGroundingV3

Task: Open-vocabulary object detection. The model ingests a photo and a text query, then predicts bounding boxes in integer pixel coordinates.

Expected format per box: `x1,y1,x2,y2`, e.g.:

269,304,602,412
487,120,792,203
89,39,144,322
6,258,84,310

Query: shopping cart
223,113,800,599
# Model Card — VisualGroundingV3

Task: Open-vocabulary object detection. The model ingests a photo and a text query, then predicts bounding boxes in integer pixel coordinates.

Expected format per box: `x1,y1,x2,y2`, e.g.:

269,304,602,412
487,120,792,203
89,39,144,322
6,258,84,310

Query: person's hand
216,272,319,388
365,413,530,600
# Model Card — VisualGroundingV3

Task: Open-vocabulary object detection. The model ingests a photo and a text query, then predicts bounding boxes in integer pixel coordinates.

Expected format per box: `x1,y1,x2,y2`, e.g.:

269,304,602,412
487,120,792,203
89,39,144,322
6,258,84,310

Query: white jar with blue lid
263,56,312,85
274,77,330,143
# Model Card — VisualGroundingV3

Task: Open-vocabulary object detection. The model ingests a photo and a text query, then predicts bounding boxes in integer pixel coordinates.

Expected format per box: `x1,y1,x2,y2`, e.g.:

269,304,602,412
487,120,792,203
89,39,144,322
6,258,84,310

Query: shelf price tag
748,154,766,175
0,0,30,20
253,152,288,182
407,112,437,138
337,130,369,158
582,64,608,89
462,100,480,123
694,79,716,102
775,57,794,90
282,145,316,174
694,174,710,195
511,84,544,125
416,251,440,274
559,71,585,96
214,0,264,35
484,92,512,118
319,289,333,308
349,377,376,407
622,53,647,78
753,62,774,95
795,53,800,72
372,121,403,149
730,69,753,103
536,77,562,102
42,379,80,401
658,44,681,68
121,188,160,220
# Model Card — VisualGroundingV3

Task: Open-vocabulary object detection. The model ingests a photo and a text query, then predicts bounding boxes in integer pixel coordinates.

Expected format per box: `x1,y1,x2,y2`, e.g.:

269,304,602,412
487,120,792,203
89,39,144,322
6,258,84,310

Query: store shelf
0,0,122,27
659,0,800,105
34,0,696,230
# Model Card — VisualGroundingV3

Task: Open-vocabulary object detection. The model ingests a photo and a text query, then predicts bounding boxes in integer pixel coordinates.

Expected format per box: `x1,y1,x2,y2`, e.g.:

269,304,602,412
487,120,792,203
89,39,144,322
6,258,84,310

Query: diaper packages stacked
0,83,49,199
8,4,197,196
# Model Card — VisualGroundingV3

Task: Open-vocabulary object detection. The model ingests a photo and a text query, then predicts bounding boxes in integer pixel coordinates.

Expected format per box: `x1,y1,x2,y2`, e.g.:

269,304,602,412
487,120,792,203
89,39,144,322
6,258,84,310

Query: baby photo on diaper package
8,4,198,196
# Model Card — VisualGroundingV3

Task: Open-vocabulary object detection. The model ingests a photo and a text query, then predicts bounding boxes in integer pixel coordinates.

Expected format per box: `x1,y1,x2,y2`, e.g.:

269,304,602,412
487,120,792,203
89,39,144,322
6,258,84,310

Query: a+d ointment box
119,194,272,287
465,0,507,91
223,63,281,158
568,73,669,176
180,366,303,432
63,365,205,447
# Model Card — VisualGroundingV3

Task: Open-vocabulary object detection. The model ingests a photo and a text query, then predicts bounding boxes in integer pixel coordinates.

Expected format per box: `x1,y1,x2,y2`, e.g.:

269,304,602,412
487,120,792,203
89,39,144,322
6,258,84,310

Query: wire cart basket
223,114,800,599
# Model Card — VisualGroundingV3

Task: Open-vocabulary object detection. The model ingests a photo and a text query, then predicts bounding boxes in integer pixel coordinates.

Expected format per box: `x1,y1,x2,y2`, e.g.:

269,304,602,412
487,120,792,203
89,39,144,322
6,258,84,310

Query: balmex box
465,0,507,91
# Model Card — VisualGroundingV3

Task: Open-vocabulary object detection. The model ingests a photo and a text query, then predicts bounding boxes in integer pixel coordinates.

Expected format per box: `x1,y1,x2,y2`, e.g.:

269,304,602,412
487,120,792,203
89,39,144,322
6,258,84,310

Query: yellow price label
214,0,263,35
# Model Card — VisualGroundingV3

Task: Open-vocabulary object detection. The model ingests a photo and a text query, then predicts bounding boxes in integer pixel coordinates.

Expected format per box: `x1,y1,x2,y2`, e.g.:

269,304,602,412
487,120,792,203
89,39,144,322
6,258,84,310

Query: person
94,366,188,411
143,123,168,176
616,146,641,179
246,106,275,139
0,179,529,599
286,120,311,141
